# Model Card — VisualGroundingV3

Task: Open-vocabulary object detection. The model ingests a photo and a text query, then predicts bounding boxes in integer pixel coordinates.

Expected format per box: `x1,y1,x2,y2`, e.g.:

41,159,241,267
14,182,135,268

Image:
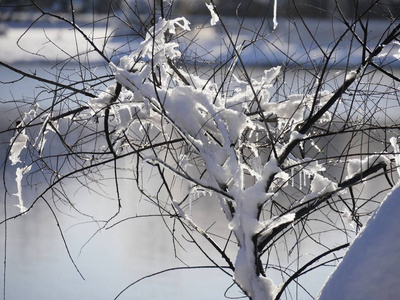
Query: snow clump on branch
100,16,341,299
7,15,359,299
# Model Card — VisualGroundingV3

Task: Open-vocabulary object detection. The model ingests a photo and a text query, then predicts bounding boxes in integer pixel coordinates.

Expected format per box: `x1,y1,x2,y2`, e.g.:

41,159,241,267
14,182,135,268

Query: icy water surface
0,64,237,299
1,48,398,299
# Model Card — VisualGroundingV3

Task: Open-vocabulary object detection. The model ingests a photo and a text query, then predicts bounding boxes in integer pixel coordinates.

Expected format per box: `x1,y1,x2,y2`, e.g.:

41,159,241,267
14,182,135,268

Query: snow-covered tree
2,0,400,299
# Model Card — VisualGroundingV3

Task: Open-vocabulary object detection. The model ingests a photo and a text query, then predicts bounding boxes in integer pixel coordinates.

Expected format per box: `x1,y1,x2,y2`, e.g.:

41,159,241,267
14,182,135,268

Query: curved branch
42,197,85,280
275,243,349,300
144,156,233,200
114,265,232,299
104,83,122,157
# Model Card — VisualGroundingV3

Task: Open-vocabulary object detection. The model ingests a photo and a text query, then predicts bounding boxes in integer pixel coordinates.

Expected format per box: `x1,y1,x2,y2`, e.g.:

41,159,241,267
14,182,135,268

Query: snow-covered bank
318,183,400,300
1,16,400,67
0,24,127,65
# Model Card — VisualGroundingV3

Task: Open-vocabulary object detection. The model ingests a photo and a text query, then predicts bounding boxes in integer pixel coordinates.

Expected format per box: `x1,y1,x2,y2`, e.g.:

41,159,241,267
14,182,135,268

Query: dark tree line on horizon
1,0,400,19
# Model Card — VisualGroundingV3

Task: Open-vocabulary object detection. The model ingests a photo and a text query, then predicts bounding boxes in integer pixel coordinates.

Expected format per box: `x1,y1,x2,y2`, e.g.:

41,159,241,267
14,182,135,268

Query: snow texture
390,136,400,178
205,3,219,26
300,173,338,203
273,0,278,30
14,165,31,213
234,247,279,300
9,104,40,165
345,70,357,81
9,104,41,212
318,183,400,300
346,154,390,180
262,90,333,132
88,84,116,113
341,208,355,228
9,130,29,165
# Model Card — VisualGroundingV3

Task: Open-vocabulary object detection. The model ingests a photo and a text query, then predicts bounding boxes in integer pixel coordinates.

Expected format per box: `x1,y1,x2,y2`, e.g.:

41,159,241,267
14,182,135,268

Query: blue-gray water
4,40,396,298
0,61,335,299
0,64,239,300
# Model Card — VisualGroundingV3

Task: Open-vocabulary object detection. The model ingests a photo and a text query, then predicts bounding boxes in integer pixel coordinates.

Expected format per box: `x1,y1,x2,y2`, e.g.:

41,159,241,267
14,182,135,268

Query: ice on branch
345,70,357,81
257,213,296,244
14,165,31,213
105,16,327,299
9,129,29,165
310,174,337,194
390,137,400,178
9,104,40,165
88,84,116,113
205,3,219,26
234,247,279,300
341,208,355,228
262,90,333,132
393,41,400,60
119,17,190,70
273,0,278,30
301,173,338,203
8,104,41,213
346,155,390,181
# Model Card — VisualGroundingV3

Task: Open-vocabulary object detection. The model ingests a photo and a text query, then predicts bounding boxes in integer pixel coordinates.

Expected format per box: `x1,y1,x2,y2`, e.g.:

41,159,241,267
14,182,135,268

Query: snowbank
2,17,399,67
318,184,400,300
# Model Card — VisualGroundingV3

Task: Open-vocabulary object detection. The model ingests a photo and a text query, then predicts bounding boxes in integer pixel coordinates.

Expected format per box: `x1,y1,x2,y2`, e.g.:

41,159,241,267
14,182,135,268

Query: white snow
390,136,400,178
106,16,351,298
9,129,29,165
318,183,400,300
300,173,338,203
340,208,355,228
288,131,305,143
9,103,40,165
262,90,333,132
205,3,219,26
345,154,390,180
258,213,296,241
13,165,31,213
273,0,278,30
345,69,357,81
309,173,337,194
234,248,279,300
88,84,116,113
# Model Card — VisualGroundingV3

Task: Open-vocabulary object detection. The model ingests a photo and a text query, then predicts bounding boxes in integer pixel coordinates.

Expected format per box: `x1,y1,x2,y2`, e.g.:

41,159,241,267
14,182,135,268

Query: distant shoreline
1,15,399,68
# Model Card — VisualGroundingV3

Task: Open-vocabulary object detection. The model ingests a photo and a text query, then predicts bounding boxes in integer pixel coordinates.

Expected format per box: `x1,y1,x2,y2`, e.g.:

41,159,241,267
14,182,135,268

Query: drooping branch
104,83,122,157
275,243,350,300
